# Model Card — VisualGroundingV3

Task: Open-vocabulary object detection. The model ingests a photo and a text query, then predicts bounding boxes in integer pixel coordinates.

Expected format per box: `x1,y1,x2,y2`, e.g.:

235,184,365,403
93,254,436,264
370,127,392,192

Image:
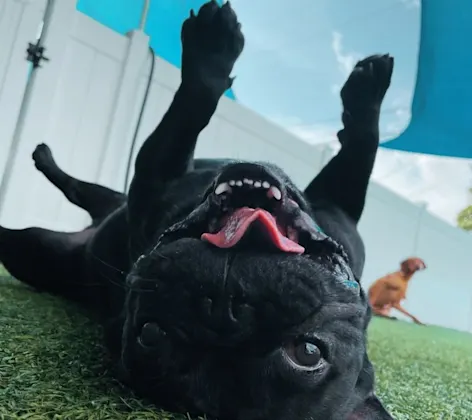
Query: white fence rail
0,0,471,333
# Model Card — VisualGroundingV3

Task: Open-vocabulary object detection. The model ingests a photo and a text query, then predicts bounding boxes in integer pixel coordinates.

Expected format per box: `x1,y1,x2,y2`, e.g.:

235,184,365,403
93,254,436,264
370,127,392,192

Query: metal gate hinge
26,42,50,68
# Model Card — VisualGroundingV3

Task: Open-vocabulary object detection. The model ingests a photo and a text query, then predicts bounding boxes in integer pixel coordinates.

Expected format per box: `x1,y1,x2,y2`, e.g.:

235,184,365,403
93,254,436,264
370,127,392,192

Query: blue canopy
382,0,472,158
76,0,235,99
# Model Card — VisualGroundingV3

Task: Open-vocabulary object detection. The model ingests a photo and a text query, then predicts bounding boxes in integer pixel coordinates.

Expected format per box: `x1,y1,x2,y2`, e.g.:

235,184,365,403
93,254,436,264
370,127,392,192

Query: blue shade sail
76,0,236,100
382,0,472,158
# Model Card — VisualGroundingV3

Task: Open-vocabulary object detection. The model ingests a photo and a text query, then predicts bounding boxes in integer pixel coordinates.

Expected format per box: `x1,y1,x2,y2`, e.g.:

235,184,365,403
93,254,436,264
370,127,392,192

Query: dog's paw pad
181,0,244,94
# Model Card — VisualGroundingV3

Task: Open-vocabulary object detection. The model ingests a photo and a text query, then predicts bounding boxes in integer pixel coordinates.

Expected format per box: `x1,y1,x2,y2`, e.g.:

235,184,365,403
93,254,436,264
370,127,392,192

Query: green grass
368,318,472,419
1,267,471,419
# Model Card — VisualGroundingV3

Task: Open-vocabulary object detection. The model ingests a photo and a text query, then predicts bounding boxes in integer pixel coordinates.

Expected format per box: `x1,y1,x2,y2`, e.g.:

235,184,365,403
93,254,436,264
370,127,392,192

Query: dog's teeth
262,181,270,189
268,186,282,200
215,182,232,195
254,181,262,188
229,180,236,186
236,180,243,187
243,178,253,185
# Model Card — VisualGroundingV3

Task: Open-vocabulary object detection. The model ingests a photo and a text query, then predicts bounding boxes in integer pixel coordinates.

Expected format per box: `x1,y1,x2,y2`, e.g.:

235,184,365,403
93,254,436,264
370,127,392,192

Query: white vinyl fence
0,0,471,333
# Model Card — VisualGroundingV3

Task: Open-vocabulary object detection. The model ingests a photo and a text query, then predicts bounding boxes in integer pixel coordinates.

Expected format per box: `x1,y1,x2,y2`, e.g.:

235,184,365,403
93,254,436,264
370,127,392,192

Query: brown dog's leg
372,304,391,317
371,304,398,321
392,303,424,325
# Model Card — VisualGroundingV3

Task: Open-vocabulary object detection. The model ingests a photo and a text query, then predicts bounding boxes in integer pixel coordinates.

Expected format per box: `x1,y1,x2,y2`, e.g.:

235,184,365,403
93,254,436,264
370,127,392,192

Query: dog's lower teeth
215,182,232,195
269,186,282,200
262,181,270,189
254,181,262,188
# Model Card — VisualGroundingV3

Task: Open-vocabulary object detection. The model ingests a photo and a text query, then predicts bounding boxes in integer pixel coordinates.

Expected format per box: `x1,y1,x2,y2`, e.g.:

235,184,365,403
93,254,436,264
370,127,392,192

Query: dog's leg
392,303,424,325
0,225,96,302
371,303,392,317
371,307,398,321
304,55,394,223
33,143,125,222
127,1,244,222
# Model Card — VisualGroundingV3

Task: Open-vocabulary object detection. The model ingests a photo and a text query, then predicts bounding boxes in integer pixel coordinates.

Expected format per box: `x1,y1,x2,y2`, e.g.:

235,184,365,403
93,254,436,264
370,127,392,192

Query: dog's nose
198,295,256,346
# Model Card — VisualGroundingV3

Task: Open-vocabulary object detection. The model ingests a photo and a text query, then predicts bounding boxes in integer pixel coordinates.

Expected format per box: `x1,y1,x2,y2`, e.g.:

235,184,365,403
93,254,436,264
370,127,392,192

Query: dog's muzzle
155,162,344,258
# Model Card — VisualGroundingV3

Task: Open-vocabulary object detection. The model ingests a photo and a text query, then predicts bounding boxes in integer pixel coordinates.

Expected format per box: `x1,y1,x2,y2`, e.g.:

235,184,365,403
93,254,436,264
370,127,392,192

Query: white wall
360,183,472,332
0,0,46,178
0,0,471,333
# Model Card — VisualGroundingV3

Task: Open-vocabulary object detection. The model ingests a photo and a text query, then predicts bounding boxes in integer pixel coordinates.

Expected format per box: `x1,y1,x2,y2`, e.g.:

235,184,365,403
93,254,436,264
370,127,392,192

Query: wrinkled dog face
123,162,373,419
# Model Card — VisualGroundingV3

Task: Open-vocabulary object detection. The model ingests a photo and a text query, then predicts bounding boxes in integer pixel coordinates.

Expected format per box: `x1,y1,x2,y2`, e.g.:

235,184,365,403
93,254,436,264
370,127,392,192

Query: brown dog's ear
400,259,410,274
348,394,394,420
401,257,426,274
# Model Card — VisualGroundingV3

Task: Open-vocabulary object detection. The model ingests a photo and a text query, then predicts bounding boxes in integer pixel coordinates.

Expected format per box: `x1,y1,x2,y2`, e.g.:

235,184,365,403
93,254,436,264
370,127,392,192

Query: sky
228,0,472,226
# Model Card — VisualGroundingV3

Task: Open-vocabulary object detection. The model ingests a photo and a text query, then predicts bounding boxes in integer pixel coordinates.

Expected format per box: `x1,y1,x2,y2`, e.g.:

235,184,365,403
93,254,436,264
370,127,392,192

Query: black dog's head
122,161,392,420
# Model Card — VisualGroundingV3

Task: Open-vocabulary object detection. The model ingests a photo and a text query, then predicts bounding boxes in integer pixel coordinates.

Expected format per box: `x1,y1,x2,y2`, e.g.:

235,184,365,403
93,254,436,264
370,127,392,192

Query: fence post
0,0,47,193
0,0,78,226
95,30,150,192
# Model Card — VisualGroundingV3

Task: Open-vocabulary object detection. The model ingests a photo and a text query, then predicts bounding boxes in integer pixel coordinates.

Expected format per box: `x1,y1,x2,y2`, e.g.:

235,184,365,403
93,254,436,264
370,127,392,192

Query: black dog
0,2,394,419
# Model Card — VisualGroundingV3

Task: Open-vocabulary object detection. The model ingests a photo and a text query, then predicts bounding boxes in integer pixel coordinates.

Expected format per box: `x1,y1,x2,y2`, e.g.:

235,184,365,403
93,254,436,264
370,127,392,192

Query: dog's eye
138,322,161,347
284,340,322,369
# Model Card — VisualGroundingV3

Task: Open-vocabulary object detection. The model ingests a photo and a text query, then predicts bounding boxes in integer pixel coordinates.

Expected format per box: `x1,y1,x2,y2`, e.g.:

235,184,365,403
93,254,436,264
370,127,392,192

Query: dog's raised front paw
340,54,394,124
181,0,244,96
32,143,54,172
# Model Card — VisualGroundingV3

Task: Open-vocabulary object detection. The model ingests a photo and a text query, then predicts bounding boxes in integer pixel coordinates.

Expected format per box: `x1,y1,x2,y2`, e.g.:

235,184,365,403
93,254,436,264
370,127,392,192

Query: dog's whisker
129,287,159,293
149,251,170,261
131,277,159,283
99,272,128,290
90,253,126,275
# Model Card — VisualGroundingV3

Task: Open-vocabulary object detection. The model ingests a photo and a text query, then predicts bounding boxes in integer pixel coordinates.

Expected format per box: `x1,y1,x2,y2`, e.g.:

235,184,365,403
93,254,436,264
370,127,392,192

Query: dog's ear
348,393,394,420
400,259,410,274
402,257,426,273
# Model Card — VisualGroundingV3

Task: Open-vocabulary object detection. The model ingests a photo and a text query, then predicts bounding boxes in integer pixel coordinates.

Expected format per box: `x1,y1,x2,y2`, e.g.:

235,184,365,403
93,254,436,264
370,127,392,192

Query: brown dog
368,257,426,325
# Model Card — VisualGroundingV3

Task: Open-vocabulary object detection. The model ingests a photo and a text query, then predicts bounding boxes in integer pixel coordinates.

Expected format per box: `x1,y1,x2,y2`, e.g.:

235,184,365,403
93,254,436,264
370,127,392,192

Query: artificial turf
1,268,471,420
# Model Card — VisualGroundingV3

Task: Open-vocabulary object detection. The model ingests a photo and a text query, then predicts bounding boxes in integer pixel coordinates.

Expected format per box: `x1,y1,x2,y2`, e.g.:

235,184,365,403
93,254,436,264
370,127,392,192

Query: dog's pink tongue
201,207,305,254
